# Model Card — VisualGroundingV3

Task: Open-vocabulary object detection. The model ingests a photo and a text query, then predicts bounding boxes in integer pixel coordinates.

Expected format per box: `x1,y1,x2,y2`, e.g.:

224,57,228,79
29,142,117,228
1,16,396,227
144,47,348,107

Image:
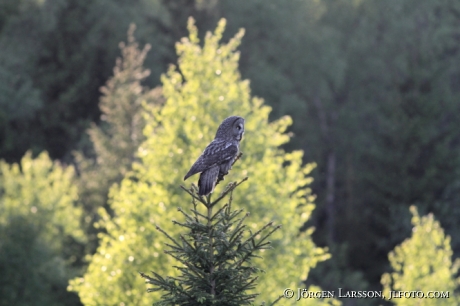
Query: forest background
1,0,460,305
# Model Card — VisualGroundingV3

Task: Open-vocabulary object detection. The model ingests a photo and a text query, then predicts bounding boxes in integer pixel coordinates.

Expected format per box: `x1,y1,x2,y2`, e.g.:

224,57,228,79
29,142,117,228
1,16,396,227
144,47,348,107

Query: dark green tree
0,0,171,162
141,174,282,305
352,0,460,285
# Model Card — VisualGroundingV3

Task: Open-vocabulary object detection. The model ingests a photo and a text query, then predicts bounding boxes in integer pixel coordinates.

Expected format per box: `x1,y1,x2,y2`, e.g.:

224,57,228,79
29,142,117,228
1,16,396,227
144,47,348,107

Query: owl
184,116,245,196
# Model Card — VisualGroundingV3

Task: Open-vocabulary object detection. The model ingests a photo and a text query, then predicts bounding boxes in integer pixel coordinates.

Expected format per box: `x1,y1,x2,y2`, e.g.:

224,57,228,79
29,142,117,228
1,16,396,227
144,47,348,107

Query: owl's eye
236,125,241,130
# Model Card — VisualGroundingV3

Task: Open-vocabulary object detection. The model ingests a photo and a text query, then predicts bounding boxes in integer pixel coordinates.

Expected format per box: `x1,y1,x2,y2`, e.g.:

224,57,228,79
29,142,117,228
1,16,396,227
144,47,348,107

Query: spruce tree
141,168,282,305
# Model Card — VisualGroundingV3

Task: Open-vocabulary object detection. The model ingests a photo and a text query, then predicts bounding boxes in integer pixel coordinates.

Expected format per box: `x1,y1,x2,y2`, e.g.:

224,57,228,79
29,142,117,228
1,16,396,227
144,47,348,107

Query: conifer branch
269,295,284,305
210,176,248,208
209,204,228,222
180,185,207,205
154,225,182,248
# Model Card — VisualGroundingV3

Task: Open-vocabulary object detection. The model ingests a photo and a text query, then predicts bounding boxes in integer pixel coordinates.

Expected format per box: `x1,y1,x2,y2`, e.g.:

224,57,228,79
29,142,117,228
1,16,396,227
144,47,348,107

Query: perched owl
184,116,245,196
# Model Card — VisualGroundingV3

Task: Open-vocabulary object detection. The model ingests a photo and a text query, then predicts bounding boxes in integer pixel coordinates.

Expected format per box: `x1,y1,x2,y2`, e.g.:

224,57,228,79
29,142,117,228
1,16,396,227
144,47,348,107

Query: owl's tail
198,166,219,196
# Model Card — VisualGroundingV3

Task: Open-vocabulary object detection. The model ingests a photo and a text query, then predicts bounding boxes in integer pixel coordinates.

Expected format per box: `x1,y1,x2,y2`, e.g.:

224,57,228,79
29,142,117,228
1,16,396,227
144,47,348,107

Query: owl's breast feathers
183,139,239,181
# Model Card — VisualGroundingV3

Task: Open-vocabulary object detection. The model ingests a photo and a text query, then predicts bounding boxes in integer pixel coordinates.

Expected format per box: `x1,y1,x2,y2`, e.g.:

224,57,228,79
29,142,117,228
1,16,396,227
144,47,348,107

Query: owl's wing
184,140,238,180
198,165,220,196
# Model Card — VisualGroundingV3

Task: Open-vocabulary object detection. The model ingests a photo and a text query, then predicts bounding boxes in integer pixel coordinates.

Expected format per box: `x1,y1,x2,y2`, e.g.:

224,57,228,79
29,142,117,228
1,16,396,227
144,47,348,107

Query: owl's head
215,116,245,141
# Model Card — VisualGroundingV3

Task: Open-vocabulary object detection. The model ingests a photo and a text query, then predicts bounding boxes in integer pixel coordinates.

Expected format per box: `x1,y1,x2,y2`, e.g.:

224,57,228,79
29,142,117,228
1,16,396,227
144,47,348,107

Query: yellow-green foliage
0,151,84,249
70,18,335,305
0,151,84,306
381,206,460,305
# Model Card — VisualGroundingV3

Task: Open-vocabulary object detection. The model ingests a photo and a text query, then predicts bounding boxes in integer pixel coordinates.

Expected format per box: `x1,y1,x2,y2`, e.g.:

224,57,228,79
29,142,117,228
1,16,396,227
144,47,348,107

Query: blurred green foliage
381,206,460,305
0,0,170,162
0,152,85,306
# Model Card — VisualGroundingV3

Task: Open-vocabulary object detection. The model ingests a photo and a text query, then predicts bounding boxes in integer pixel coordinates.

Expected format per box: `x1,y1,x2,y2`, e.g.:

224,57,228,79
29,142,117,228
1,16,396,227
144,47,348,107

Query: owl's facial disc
234,122,244,141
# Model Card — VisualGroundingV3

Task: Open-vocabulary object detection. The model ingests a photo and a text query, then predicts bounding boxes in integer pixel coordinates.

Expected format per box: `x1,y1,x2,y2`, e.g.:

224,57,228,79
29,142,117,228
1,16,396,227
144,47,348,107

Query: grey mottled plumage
184,116,245,196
